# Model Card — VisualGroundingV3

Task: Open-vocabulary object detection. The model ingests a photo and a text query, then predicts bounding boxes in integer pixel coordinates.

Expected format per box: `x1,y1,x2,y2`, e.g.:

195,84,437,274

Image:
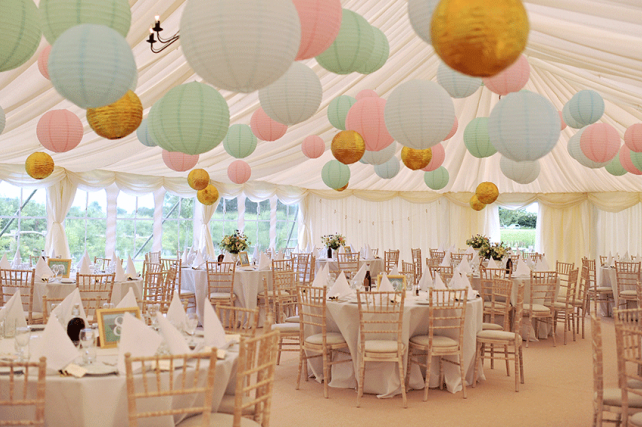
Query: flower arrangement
219,230,250,254
479,242,509,261
466,234,490,249
321,234,346,250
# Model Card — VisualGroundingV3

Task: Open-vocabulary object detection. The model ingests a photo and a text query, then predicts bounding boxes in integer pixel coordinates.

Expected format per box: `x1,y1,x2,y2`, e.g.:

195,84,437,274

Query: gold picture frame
344,246,352,254
96,307,141,348
47,258,72,278
238,251,250,267
376,274,407,292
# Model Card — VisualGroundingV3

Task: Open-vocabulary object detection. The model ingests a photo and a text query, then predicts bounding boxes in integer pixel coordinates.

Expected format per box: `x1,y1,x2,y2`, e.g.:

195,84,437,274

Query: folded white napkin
203,299,226,348
79,256,91,274
437,243,445,252
76,252,89,270
365,245,373,259
465,246,474,254
350,244,356,254
11,250,21,268
540,256,550,271
417,271,433,290
252,246,259,263
34,257,54,281
222,253,233,264
115,260,127,282
338,246,345,254
181,248,189,264
486,258,499,269
353,263,367,285
471,251,480,266
433,273,447,290
117,288,138,309
157,313,191,355
52,288,87,326
0,290,28,329
166,291,187,331
30,315,78,372
50,249,56,259
258,252,271,271
191,251,205,269
118,313,163,374
440,251,451,267
458,257,473,275
110,252,120,269
276,251,284,260
515,259,531,277
126,256,137,278
0,254,10,270
360,245,366,259
378,274,394,293
453,272,478,299
609,256,616,268
635,255,642,263
311,267,327,288
328,272,352,299
390,266,399,275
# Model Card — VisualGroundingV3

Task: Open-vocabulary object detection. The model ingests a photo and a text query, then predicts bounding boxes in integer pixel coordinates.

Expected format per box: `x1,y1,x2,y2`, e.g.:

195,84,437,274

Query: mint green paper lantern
148,82,230,156
136,118,156,147
562,102,582,129
322,159,350,189
630,150,642,173
464,117,496,158
0,0,41,72
605,155,627,176
356,26,389,74
374,156,400,179
315,9,374,75
424,167,449,190
48,24,136,109
223,124,257,159
327,95,357,130
568,90,604,127
39,0,131,44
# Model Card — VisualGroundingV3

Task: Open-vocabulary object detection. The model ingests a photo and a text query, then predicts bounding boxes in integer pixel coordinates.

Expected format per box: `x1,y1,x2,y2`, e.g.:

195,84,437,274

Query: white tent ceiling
1,0,641,194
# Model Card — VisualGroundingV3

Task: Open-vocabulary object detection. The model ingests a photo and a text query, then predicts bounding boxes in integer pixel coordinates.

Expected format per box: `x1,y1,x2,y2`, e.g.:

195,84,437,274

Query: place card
62,363,87,378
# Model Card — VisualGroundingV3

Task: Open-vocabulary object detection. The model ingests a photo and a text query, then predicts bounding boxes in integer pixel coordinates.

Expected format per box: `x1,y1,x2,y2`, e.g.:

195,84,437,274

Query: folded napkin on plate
76,251,90,270
437,243,445,252
52,288,87,325
181,248,189,264
11,250,21,268
338,246,345,254
365,245,373,260
465,246,474,254
78,256,91,274
117,288,139,309
453,272,478,299
471,251,480,267
276,251,284,261
125,255,137,278
417,270,433,290
110,252,120,269
433,273,447,290
30,315,78,372
157,313,191,355
457,257,473,275
539,256,550,271
0,290,28,329
222,253,233,264
118,313,163,374
390,265,399,275
0,254,10,270
115,259,127,282
311,265,328,288
191,252,205,269
514,259,531,277
486,258,499,269
50,249,56,259
252,246,259,263
378,274,395,292
328,272,352,299
258,252,271,271
440,251,451,267
353,263,367,285
203,299,227,348
350,244,356,254
34,257,54,281
166,291,187,331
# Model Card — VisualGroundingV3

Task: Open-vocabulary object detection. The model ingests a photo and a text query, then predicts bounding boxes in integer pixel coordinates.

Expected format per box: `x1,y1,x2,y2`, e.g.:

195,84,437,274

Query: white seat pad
364,340,399,353
410,335,458,348
523,303,550,313
271,323,300,332
305,332,346,345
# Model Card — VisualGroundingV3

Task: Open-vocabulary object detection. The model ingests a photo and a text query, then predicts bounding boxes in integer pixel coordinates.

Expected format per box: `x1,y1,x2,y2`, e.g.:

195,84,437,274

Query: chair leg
424,349,432,401
504,344,510,376
296,345,304,390
459,352,467,399
490,343,495,370
473,342,482,388
514,344,520,392
276,338,283,365
398,357,407,408
525,315,530,348
322,347,329,399
357,352,365,408
519,346,524,384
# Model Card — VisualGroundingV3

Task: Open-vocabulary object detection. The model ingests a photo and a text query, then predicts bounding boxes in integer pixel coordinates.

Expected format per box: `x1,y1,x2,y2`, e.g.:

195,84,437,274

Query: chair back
292,253,312,285
337,252,360,279
76,273,116,303
93,257,113,271
480,266,510,280
485,278,513,330
269,265,297,323
206,261,235,300
401,261,416,287
615,261,641,296
557,268,579,305
384,250,400,274
160,257,180,273
614,308,642,424
0,357,46,426
451,252,473,265
42,295,106,324
144,251,161,265
142,270,171,313
529,271,558,307
556,261,575,291
164,262,182,295
599,255,608,266
429,249,445,263
356,290,405,351
297,285,327,342
523,252,542,262
214,304,259,338
429,265,454,284
427,289,467,349
576,265,590,311
411,248,422,282
0,269,36,324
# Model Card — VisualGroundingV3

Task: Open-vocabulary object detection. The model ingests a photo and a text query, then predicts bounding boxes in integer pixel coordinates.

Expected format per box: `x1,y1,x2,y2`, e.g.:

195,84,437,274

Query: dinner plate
414,300,431,305
84,362,118,376
61,278,74,284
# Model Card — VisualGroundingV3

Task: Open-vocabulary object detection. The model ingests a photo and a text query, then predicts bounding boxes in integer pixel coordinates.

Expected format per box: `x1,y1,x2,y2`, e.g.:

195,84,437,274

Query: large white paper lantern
0,0,42,72
567,90,604,127
488,91,560,162
374,157,400,179
436,62,481,98
567,128,609,169
356,26,389,75
180,0,301,93
384,80,455,150
464,117,496,158
500,157,540,184
48,24,136,109
360,141,397,165
407,0,439,44
259,62,322,125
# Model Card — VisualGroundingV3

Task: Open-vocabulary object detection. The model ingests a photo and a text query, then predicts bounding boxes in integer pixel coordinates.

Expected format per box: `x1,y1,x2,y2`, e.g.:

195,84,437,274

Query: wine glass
147,304,160,330
79,328,96,365
14,327,30,362
184,313,198,349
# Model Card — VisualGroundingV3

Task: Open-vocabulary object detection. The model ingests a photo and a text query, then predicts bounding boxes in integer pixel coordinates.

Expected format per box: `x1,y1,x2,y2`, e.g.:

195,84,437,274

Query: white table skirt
308,294,483,398
29,279,144,312
315,258,384,280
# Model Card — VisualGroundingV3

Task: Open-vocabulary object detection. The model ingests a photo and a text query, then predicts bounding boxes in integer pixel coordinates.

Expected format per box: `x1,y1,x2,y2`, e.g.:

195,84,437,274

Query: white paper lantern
259,62,322,125
568,90,604,127
562,102,583,130
488,91,560,162
360,141,397,165
180,0,301,93
500,157,540,184
567,127,609,169
436,62,481,98
407,0,439,44
374,157,400,179
384,80,455,150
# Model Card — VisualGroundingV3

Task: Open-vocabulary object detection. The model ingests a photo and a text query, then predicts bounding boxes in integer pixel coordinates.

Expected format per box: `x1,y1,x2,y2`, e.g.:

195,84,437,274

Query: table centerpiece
466,234,490,249
220,230,250,263
479,241,509,261
321,234,346,259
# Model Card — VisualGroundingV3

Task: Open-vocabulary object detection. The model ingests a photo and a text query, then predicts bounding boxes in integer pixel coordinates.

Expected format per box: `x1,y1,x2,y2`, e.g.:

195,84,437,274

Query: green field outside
500,228,536,250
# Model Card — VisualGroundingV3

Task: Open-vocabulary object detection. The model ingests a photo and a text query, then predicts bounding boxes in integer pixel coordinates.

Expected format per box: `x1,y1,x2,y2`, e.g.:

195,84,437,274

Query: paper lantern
293,0,342,60
356,26,389,74
562,103,583,130
407,0,440,44
469,195,486,211
228,160,252,184
0,107,6,135
0,0,41,72
424,167,449,190
331,131,365,165
630,151,642,175
619,146,642,175
335,183,348,192
488,91,560,162
321,159,350,189
181,0,301,93
356,90,378,100
37,109,83,152
431,0,529,77
136,119,157,147
559,111,567,131
605,155,627,177
385,80,455,150
567,90,604,127
374,157,400,180
436,62,481,98
444,116,458,141
401,147,432,170
223,124,257,159
315,9,374,75
25,152,54,180
87,90,142,140
361,141,397,166
162,150,199,172
301,135,325,159
259,62,322,125
567,128,608,169
580,123,620,164
476,182,499,204
148,82,230,155
624,124,642,153
346,97,393,152
482,55,530,96
38,46,51,79
464,118,496,158
327,96,356,130
500,157,540,185
250,107,288,141
188,168,210,191
197,184,219,206
422,143,445,172
48,24,136,109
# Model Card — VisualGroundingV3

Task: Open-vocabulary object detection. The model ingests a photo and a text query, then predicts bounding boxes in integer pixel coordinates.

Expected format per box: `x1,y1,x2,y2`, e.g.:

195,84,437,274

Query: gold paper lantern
401,146,432,170
86,90,143,139
25,152,54,179
431,0,529,77
331,130,365,165
335,183,348,192
197,184,219,205
188,168,210,191
476,182,499,204
470,195,486,211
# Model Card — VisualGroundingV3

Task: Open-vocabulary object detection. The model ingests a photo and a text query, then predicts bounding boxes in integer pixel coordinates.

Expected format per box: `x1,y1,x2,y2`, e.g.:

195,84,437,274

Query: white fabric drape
45,178,77,259
269,196,277,250
152,188,165,253
596,202,642,257
198,201,219,258
104,184,119,257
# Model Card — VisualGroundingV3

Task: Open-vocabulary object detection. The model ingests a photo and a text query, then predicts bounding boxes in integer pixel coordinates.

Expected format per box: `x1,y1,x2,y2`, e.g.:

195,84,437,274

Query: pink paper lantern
345,97,393,152
624,123,642,153
293,0,342,60
301,135,325,158
355,89,378,101
422,143,445,172
228,160,252,184
482,55,530,96
162,150,199,172
619,146,642,175
559,111,567,130
36,109,83,153
38,46,51,80
580,123,620,163
443,116,458,140
250,107,287,141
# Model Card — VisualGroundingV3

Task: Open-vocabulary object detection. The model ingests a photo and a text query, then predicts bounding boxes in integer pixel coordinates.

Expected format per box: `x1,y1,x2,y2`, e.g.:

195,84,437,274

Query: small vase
327,247,332,259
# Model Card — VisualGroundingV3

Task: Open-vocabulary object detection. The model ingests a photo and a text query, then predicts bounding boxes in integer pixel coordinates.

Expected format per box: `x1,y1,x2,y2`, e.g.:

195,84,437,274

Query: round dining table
315,257,385,279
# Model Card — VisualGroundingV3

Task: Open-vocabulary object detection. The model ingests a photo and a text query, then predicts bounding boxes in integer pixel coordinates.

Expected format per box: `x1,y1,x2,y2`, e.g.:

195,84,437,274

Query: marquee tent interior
0,0,641,265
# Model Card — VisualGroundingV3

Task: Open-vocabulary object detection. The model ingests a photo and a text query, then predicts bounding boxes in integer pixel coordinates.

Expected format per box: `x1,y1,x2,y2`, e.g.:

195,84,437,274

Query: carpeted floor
268,316,618,427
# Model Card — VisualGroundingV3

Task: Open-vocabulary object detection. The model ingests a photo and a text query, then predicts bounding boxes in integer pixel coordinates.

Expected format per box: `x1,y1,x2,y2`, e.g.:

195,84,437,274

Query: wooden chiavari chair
411,248,422,282
524,270,557,347
206,261,236,307
0,356,47,426
552,268,579,345
214,304,259,338
384,250,400,274
0,268,40,324
76,272,116,304
615,260,641,309
337,252,360,280
613,308,642,427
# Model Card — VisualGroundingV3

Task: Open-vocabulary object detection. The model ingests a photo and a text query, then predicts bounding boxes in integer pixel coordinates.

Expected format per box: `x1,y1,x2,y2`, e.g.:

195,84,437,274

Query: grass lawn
500,228,535,249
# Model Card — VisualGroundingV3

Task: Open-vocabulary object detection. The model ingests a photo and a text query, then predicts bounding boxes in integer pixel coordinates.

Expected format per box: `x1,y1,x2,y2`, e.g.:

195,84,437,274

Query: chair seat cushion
551,301,569,309
483,301,508,309
210,292,234,300
602,388,642,408
364,340,400,353
477,330,518,341
180,290,195,296
305,332,346,345
216,394,255,416
482,322,504,331
285,315,300,323
523,303,550,313
594,287,613,293
257,290,290,297
409,335,458,348
620,290,637,297
179,412,260,427
271,323,300,332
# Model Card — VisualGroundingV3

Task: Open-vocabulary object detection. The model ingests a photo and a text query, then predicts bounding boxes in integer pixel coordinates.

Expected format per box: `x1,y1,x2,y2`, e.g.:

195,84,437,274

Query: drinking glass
79,328,96,365
4,318,16,339
14,327,30,361
185,313,198,348
103,302,115,310
148,304,160,330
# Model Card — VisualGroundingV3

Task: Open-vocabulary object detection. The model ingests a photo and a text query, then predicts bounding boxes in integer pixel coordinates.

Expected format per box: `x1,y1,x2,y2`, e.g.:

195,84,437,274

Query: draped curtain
45,177,77,258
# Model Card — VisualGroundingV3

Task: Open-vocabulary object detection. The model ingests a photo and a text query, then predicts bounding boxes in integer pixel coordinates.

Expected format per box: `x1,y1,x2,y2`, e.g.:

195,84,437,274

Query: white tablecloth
30,279,144,312
315,258,384,280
